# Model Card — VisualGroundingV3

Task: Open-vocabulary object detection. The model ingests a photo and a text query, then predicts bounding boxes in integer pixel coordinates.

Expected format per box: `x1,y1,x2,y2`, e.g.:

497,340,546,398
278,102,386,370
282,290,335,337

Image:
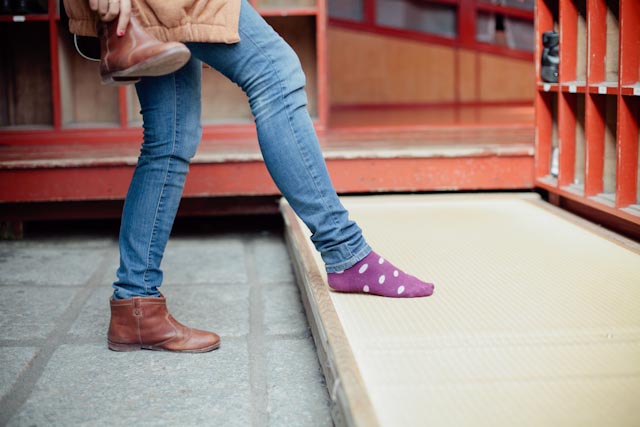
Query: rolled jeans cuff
324,244,372,273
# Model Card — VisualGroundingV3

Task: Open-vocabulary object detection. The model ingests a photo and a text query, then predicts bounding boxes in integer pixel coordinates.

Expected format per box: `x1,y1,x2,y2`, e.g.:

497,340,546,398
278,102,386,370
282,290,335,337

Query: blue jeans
112,0,371,299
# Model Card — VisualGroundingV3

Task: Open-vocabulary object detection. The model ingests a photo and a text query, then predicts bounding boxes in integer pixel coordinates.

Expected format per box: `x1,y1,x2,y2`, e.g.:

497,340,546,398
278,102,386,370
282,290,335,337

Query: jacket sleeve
62,0,99,37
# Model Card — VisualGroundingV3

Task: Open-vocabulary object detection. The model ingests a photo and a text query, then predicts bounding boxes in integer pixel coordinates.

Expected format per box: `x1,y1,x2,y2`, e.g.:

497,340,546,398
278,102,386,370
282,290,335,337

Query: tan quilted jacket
63,0,241,44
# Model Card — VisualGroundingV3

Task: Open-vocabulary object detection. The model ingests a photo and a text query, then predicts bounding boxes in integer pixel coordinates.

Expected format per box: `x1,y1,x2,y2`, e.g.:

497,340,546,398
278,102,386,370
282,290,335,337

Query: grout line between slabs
245,237,269,427
0,245,115,426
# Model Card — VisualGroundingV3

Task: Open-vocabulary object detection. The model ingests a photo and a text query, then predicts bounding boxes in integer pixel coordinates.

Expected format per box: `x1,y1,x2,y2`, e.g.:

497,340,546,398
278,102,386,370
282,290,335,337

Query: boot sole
101,46,191,86
101,76,141,86
108,340,221,353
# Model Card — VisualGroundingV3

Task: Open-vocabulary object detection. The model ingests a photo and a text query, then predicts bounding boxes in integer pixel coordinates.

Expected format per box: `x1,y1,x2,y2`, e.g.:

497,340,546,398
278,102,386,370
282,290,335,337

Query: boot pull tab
133,298,142,316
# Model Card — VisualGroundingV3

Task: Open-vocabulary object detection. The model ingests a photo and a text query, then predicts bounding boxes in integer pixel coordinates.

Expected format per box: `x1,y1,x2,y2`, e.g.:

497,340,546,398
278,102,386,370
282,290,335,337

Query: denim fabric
112,0,370,299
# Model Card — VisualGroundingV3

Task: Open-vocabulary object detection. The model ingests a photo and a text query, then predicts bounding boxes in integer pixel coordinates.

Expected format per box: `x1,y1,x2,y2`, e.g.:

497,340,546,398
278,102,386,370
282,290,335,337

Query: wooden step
0,124,534,206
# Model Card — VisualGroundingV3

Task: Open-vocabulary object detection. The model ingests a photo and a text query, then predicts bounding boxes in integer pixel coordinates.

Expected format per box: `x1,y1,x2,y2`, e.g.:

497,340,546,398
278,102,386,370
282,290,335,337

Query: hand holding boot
88,0,191,86
89,0,130,37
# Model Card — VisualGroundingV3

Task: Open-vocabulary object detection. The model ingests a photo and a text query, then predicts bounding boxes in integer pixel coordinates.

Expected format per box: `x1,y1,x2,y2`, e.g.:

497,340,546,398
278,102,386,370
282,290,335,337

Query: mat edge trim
281,200,380,427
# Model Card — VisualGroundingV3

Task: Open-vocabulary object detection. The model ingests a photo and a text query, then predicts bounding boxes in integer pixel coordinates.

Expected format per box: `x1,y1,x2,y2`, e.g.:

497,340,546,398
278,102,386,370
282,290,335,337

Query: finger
117,0,131,36
88,0,99,12
98,0,109,16
104,0,120,22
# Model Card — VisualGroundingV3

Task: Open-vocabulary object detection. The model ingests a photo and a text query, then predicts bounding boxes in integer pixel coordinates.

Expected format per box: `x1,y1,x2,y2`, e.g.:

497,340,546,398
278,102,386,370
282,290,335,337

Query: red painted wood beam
536,178,640,226
0,155,534,203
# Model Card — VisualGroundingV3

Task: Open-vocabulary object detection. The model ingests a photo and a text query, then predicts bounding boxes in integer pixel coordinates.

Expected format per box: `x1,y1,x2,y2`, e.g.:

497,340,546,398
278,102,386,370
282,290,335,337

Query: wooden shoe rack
535,0,640,226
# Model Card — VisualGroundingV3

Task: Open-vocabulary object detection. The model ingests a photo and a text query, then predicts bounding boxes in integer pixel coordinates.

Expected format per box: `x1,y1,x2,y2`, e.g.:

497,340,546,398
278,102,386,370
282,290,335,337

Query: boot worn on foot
97,15,191,86
108,294,220,352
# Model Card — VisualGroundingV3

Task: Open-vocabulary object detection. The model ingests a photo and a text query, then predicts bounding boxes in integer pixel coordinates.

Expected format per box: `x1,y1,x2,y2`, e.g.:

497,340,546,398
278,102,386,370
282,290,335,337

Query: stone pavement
0,217,333,427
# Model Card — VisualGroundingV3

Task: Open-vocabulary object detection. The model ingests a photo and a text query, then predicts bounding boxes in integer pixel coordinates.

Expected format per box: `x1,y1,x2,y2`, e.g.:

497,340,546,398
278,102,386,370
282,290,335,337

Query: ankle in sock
327,251,434,298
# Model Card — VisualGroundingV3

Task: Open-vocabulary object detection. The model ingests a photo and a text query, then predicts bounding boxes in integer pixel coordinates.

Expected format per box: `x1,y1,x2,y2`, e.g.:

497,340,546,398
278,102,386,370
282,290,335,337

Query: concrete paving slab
0,347,39,400
8,342,251,427
66,287,113,340
68,285,251,339
0,287,78,340
161,285,251,338
0,245,106,286
266,337,333,427
252,236,295,284
161,238,248,285
263,284,309,336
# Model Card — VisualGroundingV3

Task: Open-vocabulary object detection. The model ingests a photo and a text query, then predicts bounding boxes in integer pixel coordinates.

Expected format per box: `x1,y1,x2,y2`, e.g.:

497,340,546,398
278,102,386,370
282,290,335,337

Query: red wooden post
619,0,639,92
559,0,578,84
587,0,606,84
49,0,61,129
316,0,328,132
118,87,128,129
457,0,477,50
558,92,577,186
584,94,605,196
364,0,375,25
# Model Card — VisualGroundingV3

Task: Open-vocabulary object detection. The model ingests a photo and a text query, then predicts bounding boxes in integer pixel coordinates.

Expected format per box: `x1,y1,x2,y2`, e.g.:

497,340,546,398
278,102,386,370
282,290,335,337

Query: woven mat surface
291,193,640,427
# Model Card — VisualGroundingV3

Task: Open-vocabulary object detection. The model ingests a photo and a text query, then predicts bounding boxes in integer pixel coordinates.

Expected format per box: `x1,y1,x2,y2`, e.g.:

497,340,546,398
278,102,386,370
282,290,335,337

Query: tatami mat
281,193,640,427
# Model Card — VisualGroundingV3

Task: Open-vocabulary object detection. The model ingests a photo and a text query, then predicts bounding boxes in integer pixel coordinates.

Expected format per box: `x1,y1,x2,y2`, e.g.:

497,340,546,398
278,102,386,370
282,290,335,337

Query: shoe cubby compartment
535,90,558,183
601,94,617,197
617,95,640,210
557,92,586,189
580,93,616,201
0,22,53,128
535,0,559,89
57,24,121,128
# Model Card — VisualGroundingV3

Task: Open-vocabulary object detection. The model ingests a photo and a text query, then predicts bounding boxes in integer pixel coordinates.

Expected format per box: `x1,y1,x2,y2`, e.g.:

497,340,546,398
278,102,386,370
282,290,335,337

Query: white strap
73,34,100,62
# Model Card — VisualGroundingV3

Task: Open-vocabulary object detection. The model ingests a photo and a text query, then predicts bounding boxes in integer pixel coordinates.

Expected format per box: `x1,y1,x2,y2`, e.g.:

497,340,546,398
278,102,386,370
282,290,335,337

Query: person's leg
108,56,220,353
112,56,202,300
188,1,368,273
187,1,433,297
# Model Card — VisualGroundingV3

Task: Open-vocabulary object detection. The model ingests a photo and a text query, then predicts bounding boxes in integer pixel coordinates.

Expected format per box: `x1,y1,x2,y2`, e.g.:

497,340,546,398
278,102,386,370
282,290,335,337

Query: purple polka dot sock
327,251,434,298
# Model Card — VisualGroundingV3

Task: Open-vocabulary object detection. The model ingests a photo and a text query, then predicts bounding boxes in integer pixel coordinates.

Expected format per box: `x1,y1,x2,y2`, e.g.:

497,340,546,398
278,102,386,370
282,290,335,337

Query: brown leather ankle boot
97,15,191,86
108,294,220,352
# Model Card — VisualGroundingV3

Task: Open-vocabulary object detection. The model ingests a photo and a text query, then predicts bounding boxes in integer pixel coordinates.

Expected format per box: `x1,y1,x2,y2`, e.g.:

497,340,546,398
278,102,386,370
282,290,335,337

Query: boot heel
108,340,142,352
